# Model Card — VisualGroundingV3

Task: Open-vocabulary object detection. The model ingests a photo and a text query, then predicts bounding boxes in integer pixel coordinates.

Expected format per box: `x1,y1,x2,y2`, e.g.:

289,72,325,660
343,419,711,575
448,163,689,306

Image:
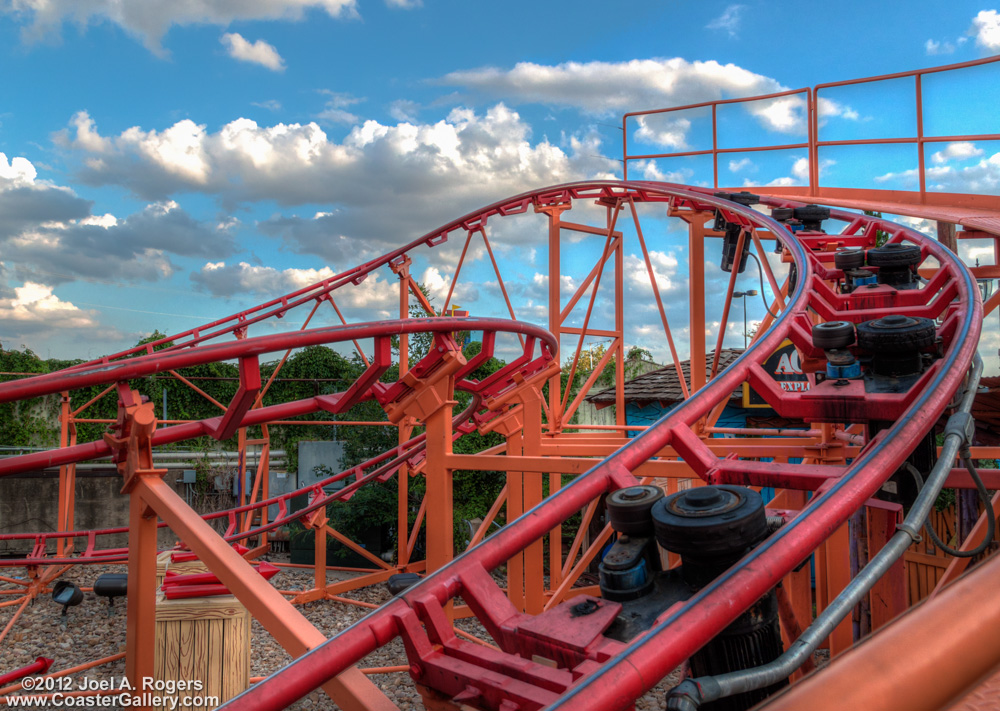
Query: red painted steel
0,170,986,709
0,317,555,566
0,658,53,687
220,183,981,711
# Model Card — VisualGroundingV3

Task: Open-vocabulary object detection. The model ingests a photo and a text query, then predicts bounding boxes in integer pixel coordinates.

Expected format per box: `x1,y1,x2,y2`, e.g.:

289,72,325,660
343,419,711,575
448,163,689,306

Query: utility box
297,440,346,492
153,592,250,709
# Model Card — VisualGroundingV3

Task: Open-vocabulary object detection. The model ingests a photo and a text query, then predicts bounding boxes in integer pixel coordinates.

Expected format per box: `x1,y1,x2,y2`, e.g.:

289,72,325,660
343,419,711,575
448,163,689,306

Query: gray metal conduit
667,353,984,711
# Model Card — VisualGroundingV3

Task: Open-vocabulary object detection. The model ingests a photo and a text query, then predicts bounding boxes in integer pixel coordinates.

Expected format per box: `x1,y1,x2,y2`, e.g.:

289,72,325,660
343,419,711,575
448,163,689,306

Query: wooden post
936,221,957,253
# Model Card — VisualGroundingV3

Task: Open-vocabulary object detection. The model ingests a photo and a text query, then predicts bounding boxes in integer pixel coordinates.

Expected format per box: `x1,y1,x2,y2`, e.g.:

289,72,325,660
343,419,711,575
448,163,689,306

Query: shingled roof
585,349,745,409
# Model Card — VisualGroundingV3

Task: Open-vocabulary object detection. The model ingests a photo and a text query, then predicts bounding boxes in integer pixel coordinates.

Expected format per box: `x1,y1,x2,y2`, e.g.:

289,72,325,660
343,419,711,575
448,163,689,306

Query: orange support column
504,423,525,612
519,390,545,614
537,202,570,430
688,217,708,396
56,392,75,557
867,504,906,631
423,400,455,574
483,406,526,611
126,489,159,698
824,521,853,655
395,259,412,567
383,335,465,575
776,490,812,680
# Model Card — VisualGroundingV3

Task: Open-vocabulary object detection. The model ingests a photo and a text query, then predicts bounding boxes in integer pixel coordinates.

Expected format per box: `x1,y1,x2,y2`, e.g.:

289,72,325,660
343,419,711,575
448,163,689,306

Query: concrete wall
0,470,184,555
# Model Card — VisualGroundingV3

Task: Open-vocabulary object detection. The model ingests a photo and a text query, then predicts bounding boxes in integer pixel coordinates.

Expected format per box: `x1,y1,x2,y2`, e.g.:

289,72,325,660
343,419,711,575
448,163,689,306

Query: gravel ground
0,558,681,710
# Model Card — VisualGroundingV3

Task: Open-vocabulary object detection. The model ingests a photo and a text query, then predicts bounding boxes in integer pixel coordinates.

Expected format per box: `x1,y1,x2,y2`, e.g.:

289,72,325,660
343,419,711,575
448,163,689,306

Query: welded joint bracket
103,384,167,495
210,355,261,441
298,487,329,530
384,344,465,424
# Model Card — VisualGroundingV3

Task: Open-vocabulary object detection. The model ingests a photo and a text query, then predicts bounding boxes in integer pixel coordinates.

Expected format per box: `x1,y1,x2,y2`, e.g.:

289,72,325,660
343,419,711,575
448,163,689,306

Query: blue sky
0,0,998,368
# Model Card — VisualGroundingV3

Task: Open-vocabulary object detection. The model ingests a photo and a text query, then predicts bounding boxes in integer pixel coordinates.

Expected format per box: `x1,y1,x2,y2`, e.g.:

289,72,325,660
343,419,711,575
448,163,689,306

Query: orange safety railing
623,55,1000,212
622,88,813,189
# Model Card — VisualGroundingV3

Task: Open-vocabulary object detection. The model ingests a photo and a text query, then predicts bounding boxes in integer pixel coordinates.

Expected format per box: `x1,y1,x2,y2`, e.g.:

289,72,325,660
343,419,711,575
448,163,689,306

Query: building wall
0,471,185,555
624,401,750,434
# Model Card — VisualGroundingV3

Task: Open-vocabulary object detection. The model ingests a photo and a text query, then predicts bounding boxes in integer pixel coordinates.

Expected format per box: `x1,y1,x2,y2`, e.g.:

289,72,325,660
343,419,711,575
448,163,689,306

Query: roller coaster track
0,177,985,710
0,317,556,566
217,182,982,710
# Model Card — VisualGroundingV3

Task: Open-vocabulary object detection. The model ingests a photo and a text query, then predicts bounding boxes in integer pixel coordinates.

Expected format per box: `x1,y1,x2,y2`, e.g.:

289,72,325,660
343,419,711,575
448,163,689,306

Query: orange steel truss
0,56,997,711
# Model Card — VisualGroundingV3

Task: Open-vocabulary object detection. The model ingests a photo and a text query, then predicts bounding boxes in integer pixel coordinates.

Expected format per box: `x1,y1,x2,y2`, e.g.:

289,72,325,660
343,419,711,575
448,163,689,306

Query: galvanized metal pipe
667,353,983,711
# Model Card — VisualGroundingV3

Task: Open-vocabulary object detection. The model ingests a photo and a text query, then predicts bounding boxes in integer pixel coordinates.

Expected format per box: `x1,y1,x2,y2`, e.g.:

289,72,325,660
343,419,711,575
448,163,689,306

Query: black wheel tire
770,207,795,222
867,243,921,267
715,190,759,206
813,321,856,349
651,486,767,560
793,205,831,222
607,485,664,536
856,315,936,353
834,248,865,270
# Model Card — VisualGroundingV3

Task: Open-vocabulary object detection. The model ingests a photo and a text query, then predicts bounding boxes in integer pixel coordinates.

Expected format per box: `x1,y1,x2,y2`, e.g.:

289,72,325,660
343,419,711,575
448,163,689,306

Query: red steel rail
0,181,982,710
221,183,981,710
0,317,556,565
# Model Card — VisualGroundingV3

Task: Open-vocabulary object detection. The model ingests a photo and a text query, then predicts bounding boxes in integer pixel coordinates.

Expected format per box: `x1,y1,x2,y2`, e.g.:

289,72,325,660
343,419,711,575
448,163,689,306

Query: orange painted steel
0,57,996,711
761,549,1000,711
624,55,1000,233
134,475,397,711
0,596,29,645
929,491,1000,596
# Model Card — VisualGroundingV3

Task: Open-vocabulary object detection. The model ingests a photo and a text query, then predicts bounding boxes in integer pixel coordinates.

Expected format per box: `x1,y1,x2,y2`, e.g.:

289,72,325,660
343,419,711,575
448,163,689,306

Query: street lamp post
733,290,758,349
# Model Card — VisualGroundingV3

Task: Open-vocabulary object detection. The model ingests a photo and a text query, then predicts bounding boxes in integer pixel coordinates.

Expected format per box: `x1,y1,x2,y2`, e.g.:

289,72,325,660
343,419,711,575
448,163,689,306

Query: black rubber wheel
607,485,664,536
812,321,855,349
715,190,760,206
866,243,921,267
652,485,767,560
793,205,830,231
856,315,936,352
834,248,865,270
770,207,794,222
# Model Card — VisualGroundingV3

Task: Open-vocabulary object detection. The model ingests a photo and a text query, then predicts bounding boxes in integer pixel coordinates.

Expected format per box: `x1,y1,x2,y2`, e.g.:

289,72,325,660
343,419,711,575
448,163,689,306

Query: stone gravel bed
0,559,678,710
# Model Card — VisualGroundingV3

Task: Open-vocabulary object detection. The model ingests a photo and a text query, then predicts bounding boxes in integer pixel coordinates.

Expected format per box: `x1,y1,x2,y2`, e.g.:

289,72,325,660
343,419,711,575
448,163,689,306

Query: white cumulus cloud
0,153,37,184
728,157,754,172
191,261,334,296
4,0,359,54
61,105,615,263
316,92,364,125
441,58,859,145
971,9,1000,52
876,150,1000,193
442,58,786,117
931,141,985,164
0,280,99,339
221,33,286,71
925,38,956,55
